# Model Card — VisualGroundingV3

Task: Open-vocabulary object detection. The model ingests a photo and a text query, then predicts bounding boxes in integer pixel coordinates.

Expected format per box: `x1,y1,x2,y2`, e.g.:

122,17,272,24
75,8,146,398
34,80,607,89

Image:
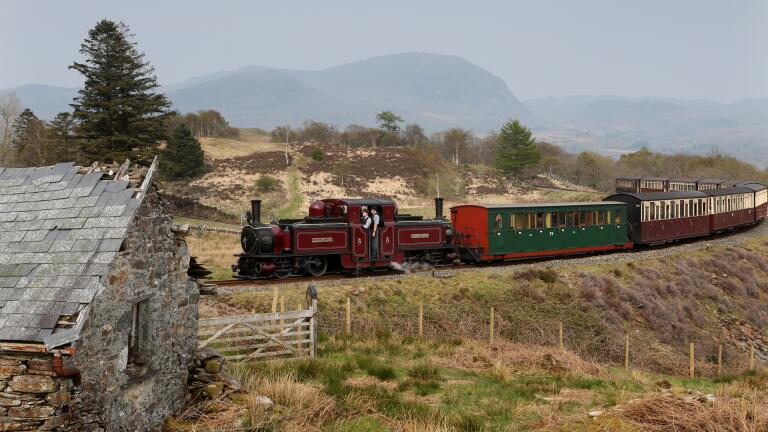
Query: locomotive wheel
274,258,294,279
304,257,328,277
275,268,293,279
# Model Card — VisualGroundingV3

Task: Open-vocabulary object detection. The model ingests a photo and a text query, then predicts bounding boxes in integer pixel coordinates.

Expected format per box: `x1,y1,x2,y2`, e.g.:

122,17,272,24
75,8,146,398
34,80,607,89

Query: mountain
167,52,541,131
4,53,539,131
526,95,768,167
8,84,79,120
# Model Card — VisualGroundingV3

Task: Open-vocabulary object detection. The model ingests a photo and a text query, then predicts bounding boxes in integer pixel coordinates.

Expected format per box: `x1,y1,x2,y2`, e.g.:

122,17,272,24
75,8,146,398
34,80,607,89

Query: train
232,179,767,279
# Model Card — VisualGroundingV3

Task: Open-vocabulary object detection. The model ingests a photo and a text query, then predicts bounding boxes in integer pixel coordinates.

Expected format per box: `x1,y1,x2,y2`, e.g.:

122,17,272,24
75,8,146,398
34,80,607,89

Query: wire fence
315,299,764,379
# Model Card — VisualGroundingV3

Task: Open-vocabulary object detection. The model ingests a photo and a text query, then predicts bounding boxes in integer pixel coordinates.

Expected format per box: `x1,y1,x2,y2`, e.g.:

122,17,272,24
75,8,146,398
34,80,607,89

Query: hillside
160,132,598,225
173,220,768,431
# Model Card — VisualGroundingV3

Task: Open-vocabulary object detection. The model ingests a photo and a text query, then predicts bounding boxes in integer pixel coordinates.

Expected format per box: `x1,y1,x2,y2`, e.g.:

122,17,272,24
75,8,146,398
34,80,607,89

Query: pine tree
160,124,207,180
69,20,171,164
494,119,541,175
49,112,80,163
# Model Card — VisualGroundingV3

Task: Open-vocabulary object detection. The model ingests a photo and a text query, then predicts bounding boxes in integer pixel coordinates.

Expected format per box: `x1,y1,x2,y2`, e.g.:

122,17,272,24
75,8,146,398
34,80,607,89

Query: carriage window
494,213,502,231
605,210,611,224
557,212,566,227
596,210,604,225
671,202,676,218
615,210,622,224
547,212,555,228
535,212,545,229
649,203,655,221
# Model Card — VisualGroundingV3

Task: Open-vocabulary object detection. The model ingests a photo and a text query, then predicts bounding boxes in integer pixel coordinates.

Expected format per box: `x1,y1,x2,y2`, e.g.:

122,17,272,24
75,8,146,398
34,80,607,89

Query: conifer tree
11,109,51,166
49,112,80,163
494,119,540,175
70,20,171,164
160,124,207,180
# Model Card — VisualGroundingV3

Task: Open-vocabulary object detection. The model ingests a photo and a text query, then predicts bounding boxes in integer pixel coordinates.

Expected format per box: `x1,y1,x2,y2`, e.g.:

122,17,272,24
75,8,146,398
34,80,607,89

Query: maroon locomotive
233,198,454,278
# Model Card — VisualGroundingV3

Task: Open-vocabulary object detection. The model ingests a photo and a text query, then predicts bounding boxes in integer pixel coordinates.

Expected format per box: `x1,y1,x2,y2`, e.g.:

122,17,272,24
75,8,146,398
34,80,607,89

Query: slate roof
0,160,156,346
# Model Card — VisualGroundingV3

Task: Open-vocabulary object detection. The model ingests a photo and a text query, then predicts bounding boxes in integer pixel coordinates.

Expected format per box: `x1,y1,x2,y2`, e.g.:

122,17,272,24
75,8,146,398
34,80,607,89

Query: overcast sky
1,0,766,102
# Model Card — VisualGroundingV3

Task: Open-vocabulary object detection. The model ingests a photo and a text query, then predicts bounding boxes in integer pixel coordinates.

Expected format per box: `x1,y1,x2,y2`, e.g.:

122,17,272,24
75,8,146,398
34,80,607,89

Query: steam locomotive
233,198,455,278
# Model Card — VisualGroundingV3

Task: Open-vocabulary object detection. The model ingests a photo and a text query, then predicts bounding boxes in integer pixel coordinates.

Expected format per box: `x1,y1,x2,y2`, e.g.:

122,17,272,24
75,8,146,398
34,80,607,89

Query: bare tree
0,91,22,149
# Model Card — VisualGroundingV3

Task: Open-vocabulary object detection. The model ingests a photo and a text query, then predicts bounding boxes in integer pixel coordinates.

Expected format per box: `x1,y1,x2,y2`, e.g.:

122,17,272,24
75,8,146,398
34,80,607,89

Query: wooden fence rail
198,308,316,361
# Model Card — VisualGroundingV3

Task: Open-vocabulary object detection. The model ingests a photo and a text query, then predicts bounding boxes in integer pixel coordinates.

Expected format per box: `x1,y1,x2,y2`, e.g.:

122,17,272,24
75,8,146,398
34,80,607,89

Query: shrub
310,147,325,161
255,174,280,193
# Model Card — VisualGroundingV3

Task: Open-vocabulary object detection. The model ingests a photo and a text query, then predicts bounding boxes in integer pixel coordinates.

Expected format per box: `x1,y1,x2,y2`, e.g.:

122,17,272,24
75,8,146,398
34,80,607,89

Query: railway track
209,218,766,291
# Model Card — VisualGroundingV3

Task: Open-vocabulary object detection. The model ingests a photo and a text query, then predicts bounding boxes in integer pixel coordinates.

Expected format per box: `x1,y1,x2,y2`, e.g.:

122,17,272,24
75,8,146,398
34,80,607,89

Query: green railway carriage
451,201,632,261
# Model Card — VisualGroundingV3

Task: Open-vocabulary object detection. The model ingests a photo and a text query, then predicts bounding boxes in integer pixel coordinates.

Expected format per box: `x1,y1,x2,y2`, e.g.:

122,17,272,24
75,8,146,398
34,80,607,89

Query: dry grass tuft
436,339,603,376
621,389,768,432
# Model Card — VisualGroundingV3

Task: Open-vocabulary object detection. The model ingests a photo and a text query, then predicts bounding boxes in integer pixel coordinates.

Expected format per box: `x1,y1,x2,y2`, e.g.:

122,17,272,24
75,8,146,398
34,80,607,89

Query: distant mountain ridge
4,53,767,166
4,52,540,132
526,95,768,167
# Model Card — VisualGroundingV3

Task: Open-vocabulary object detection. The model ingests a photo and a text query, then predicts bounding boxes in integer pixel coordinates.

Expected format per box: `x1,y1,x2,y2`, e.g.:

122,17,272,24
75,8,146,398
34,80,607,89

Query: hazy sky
2,0,766,101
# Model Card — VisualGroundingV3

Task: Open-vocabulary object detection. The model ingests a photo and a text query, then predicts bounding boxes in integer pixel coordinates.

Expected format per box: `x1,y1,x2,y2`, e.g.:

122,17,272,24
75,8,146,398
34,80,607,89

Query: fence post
689,342,695,378
717,344,722,376
280,296,285,327
624,334,630,371
271,287,278,313
418,303,424,337
559,322,564,351
345,297,351,335
311,298,317,357
489,307,495,344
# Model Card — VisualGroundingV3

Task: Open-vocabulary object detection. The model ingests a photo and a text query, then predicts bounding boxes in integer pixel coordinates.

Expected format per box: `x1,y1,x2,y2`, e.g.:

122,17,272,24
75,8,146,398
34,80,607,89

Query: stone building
0,160,199,431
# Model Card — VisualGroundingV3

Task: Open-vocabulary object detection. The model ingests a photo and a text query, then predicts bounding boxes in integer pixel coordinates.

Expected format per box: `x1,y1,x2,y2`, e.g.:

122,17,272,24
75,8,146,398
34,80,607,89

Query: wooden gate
198,308,316,361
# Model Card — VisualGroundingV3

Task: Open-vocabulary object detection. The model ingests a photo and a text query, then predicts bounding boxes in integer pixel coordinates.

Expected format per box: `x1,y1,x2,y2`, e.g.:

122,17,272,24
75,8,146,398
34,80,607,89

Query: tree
49,112,79,162
401,124,427,148
11,109,51,166
376,111,403,133
70,19,172,164
0,91,21,150
160,125,207,180
441,128,472,166
494,119,540,175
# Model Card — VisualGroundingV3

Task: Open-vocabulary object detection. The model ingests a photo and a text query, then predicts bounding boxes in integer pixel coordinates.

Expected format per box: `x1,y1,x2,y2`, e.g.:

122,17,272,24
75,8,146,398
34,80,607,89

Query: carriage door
352,224,369,260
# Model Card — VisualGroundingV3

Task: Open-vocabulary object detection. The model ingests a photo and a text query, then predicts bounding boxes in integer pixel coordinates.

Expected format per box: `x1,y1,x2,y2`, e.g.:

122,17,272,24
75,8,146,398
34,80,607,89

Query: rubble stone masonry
0,188,199,431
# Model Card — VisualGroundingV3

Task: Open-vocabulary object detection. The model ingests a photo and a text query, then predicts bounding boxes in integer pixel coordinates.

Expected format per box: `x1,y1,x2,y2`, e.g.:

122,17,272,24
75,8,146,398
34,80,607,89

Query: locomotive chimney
434,197,444,219
251,199,262,225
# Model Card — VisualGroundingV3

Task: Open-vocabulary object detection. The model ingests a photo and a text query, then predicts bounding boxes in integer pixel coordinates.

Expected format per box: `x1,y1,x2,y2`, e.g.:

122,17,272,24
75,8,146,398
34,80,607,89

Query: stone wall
0,353,72,431
59,187,199,431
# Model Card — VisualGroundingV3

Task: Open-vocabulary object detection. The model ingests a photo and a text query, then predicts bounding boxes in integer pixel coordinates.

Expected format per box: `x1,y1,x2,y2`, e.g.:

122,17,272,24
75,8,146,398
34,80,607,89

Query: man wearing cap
370,207,380,260
361,208,372,260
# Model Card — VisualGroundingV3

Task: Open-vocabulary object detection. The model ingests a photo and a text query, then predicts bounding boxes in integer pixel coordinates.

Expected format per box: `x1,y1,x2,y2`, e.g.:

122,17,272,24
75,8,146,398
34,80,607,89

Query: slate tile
0,232,25,242
48,240,75,252
0,288,23,301
22,231,48,242
84,215,134,229
0,263,36,277
70,172,103,197
35,314,59,329
59,302,81,315
52,252,94,264
0,277,20,288
71,239,99,252
97,239,123,252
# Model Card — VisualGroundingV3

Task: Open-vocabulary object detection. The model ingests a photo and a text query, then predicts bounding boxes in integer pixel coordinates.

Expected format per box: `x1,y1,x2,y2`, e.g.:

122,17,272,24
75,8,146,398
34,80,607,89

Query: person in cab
370,207,380,259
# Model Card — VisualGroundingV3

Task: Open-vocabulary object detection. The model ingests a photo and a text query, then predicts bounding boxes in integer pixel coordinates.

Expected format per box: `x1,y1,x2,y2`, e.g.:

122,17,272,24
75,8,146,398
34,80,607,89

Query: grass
168,333,768,431
198,132,280,160
184,232,240,280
